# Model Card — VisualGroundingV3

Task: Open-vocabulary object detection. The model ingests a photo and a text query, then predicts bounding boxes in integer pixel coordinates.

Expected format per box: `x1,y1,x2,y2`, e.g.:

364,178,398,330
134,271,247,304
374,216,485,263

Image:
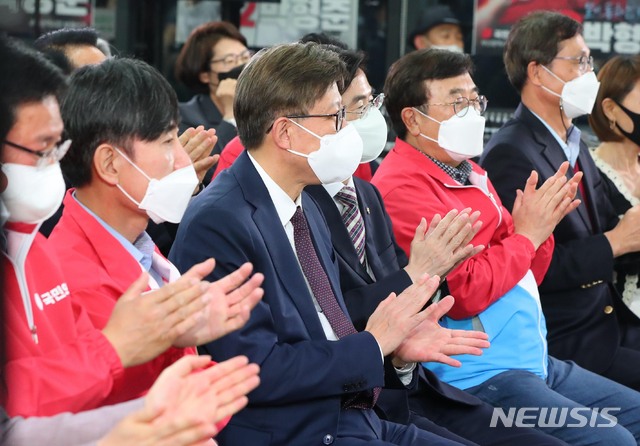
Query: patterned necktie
335,186,366,266
290,206,379,409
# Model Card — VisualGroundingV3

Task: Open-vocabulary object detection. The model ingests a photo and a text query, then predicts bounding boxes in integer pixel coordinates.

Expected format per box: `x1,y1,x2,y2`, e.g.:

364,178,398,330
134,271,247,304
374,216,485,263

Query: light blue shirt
529,109,582,167
72,192,164,285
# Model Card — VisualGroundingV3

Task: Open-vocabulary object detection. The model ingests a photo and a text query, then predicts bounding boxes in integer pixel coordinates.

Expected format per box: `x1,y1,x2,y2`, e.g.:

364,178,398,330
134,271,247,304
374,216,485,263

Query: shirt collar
412,147,472,185
247,152,302,227
323,176,355,199
72,191,145,266
529,108,581,166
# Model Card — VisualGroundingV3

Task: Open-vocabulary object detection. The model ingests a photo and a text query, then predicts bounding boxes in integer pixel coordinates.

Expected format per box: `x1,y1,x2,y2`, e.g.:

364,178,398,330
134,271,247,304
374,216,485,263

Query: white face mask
287,121,363,184
1,162,66,224
431,44,464,54
350,107,387,163
541,67,600,119
114,148,199,224
414,106,486,162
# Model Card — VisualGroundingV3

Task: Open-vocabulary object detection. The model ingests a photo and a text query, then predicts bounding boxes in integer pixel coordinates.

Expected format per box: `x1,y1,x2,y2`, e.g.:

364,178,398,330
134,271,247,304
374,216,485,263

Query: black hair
34,27,99,50
0,35,67,142
384,48,473,139
61,58,179,187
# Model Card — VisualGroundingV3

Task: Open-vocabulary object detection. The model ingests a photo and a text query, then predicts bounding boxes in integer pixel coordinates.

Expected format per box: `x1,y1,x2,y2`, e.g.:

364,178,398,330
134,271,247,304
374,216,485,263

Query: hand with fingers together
174,261,265,347
102,259,218,368
365,274,443,356
98,354,260,446
179,126,219,186
404,208,485,283
394,295,490,366
512,161,582,249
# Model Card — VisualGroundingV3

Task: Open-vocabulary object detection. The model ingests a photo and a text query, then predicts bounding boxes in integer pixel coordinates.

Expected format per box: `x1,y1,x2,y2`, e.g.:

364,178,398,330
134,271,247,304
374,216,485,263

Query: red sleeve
446,227,538,319
212,136,244,179
5,308,124,417
381,182,538,320
530,234,554,285
353,163,372,182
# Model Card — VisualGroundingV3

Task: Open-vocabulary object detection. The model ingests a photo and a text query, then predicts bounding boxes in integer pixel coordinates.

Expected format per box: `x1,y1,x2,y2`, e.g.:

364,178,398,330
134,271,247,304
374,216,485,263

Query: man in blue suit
306,43,568,446
170,42,490,445
481,11,640,392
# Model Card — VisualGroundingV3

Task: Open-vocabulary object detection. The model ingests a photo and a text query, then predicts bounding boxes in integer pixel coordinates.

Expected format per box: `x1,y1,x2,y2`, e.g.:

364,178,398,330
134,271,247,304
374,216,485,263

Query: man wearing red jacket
1,40,262,418
372,47,640,444
46,58,263,408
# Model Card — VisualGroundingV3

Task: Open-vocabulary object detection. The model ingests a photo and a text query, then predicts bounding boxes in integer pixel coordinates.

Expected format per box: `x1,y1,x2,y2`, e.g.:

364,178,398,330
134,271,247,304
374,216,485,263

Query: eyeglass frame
346,93,385,118
3,139,72,170
285,105,347,132
553,55,594,73
423,95,488,118
209,49,255,69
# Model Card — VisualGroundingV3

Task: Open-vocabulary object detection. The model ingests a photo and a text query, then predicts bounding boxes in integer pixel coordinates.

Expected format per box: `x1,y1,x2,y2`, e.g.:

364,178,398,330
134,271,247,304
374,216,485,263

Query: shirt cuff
395,362,417,386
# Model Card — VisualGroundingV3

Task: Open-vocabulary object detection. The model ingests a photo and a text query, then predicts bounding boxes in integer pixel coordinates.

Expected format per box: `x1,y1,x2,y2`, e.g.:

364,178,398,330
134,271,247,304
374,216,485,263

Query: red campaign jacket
372,139,554,319
212,135,374,181
3,222,123,417
48,191,196,406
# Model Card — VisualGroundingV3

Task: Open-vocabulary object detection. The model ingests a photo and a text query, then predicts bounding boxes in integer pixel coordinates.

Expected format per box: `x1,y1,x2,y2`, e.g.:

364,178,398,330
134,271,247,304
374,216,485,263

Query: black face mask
615,101,640,146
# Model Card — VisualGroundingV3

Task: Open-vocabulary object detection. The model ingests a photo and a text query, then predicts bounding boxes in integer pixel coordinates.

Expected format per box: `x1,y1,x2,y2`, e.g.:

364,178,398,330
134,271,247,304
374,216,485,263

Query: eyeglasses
285,106,347,132
346,93,385,118
427,95,488,117
3,139,71,170
554,55,594,73
210,49,254,69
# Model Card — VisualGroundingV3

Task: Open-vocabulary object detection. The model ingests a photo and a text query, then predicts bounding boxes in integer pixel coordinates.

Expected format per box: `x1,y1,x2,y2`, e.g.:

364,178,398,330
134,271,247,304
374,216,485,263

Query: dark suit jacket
481,103,640,373
306,179,481,425
170,152,386,445
178,94,238,183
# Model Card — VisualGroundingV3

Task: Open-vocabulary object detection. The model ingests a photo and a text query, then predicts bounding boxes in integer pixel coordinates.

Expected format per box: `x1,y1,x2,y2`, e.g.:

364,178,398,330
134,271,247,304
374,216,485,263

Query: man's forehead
425,74,476,98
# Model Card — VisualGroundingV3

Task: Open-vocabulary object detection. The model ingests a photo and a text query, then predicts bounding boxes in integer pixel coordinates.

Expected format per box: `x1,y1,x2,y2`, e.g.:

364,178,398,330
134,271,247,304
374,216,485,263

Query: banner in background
239,0,358,49
0,0,93,36
473,0,640,57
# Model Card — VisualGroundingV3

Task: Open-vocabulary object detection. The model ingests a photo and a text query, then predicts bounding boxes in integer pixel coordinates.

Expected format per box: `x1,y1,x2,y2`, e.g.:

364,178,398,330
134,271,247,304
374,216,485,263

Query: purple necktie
290,206,379,409
335,186,367,266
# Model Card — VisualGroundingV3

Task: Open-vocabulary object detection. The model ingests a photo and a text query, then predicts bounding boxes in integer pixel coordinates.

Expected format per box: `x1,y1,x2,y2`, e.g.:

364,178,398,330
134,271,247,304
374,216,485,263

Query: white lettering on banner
22,0,89,16
33,283,70,310
584,21,614,53
322,0,350,13
489,407,620,428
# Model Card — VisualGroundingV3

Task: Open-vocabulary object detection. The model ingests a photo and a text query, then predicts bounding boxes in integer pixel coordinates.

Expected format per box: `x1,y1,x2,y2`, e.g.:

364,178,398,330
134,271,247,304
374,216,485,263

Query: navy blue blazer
170,152,386,445
178,93,238,156
481,103,640,373
306,180,481,419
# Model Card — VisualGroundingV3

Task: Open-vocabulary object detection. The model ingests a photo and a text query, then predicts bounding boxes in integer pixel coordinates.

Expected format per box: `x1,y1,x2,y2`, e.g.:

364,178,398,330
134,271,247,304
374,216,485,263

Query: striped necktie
335,186,366,266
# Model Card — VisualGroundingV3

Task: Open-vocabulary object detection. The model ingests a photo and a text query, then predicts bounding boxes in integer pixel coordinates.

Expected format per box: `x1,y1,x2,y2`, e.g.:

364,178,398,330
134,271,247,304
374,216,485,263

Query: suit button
323,434,334,444
604,305,614,314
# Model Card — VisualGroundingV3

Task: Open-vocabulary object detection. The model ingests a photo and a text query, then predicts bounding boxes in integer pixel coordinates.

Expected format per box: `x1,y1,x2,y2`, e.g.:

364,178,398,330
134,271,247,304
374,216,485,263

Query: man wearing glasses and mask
170,42,492,446
482,11,640,393
373,47,640,445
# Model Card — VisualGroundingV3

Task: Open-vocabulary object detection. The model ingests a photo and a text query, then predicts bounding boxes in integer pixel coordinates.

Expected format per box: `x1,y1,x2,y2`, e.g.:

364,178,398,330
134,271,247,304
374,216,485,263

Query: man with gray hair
171,42,489,445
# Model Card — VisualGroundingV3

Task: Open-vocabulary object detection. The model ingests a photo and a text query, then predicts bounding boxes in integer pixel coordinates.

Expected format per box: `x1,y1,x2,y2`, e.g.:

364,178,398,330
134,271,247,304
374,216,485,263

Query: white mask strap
287,118,321,139
541,65,567,85
114,147,152,181
412,107,442,125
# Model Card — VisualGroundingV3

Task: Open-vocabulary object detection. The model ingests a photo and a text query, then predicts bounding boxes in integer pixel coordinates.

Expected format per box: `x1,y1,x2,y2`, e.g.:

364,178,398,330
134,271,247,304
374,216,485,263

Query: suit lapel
356,184,386,281
235,153,326,339
517,106,593,232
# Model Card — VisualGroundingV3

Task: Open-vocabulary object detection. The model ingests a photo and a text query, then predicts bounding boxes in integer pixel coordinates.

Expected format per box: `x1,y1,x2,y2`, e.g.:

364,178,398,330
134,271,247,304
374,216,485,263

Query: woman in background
589,54,640,317
175,21,252,164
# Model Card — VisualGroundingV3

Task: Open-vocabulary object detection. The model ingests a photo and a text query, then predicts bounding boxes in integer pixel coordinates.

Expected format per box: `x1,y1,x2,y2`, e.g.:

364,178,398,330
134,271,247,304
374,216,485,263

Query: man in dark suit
170,42,491,445
482,10,640,391
306,43,567,446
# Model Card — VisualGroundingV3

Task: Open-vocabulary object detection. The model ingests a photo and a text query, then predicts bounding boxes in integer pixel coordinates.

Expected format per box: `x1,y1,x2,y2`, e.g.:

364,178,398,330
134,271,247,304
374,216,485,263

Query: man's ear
93,144,121,186
527,61,543,87
413,35,429,51
270,117,294,151
402,107,422,137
